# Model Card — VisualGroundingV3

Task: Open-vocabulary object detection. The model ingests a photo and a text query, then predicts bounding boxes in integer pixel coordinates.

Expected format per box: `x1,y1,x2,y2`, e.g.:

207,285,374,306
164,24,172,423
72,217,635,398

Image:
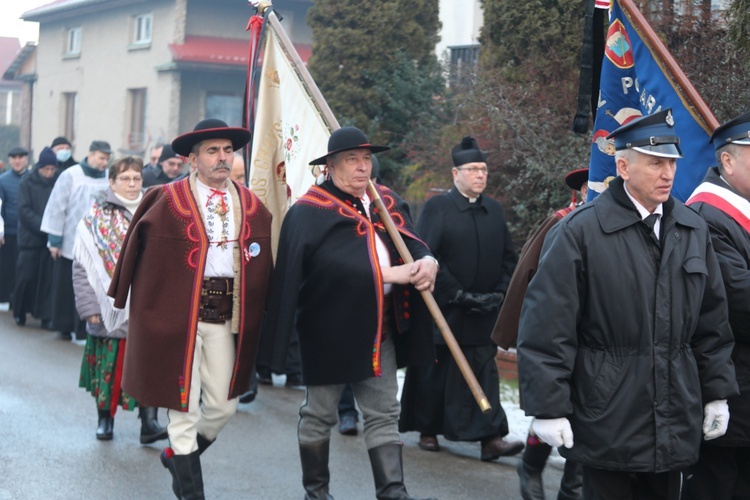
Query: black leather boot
368,443,436,500
299,440,333,500
557,459,583,500
161,448,205,500
197,434,214,455
96,409,114,440
518,432,552,500
139,407,168,444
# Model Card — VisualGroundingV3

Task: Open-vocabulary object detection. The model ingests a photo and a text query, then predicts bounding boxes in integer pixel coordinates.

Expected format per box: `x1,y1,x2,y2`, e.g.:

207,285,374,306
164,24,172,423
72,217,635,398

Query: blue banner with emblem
587,0,714,202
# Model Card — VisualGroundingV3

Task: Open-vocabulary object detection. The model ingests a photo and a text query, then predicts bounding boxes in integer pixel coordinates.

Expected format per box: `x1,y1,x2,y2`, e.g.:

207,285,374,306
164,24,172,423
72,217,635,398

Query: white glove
703,399,729,440
531,417,574,448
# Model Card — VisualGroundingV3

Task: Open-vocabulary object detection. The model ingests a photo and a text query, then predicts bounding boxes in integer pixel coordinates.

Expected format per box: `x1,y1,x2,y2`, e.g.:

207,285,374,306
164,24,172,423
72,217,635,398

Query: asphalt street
0,311,564,499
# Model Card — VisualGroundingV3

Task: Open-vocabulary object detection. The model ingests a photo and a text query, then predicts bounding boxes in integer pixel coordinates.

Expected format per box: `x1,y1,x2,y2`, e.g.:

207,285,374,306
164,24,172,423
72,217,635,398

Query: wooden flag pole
619,0,719,130
259,5,491,413
366,182,492,414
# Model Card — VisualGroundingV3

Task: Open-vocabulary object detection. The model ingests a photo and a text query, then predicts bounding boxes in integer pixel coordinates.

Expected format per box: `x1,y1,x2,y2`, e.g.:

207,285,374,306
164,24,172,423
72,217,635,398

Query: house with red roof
18,0,312,159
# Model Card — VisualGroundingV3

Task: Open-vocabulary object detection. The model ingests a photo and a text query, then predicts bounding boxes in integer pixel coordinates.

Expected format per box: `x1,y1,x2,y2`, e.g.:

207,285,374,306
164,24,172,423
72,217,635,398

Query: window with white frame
66,27,81,55
133,13,152,44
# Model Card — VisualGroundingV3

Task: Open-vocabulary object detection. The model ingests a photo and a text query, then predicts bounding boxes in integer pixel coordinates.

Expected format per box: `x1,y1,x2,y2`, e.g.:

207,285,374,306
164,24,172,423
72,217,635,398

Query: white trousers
167,320,238,455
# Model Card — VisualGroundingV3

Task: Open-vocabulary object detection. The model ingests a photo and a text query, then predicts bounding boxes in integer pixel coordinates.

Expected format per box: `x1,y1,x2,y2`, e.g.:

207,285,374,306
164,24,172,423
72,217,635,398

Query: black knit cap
171,118,251,156
309,127,390,165
451,136,487,167
51,136,71,148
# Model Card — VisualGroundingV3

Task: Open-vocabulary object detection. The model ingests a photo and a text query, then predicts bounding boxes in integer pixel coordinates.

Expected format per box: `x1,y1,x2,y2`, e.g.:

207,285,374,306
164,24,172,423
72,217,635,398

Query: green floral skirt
79,335,137,413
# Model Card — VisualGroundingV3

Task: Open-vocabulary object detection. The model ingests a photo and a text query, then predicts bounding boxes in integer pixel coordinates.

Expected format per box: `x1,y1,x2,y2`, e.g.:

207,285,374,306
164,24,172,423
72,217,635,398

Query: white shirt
195,178,235,278
624,182,663,239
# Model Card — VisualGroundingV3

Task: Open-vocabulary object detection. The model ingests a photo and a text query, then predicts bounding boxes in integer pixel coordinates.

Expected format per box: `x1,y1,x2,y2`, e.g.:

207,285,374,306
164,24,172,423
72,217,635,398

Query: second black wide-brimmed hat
564,167,589,191
172,118,251,156
309,127,390,165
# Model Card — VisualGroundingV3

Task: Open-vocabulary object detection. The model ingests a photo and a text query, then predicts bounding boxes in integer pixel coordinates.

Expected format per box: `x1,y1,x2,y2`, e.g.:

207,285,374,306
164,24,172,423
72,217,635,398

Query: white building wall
435,0,483,61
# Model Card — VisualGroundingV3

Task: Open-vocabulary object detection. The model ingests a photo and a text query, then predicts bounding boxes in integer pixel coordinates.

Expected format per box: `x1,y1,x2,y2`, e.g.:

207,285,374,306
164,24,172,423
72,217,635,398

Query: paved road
0,311,564,499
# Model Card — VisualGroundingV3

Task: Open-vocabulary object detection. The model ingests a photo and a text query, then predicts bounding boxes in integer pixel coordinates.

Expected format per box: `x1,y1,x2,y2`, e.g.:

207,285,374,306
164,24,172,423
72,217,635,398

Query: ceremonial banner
588,0,715,202
249,19,332,257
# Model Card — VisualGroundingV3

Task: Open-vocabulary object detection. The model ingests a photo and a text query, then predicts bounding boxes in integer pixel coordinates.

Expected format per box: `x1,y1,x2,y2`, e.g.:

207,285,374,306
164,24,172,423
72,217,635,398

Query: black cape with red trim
263,180,434,385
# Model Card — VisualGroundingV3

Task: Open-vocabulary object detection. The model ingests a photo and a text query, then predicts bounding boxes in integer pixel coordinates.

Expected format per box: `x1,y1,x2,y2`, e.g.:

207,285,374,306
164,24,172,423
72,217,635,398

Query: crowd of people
1,108,749,500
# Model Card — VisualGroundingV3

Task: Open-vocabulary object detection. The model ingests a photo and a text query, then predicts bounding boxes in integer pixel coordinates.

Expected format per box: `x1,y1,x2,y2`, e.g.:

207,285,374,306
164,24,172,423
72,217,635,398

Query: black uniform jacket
689,167,750,446
518,176,738,472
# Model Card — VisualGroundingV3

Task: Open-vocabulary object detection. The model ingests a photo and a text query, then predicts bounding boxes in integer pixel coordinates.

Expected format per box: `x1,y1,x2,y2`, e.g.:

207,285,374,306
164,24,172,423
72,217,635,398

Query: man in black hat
41,140,111,341
517,109,738,499
51,136,77,171
108,119,272,499
683,111,750,499
399,136,523,462
264,126,437,499
142,144,184,187
0,146,30,309
493,167,589,500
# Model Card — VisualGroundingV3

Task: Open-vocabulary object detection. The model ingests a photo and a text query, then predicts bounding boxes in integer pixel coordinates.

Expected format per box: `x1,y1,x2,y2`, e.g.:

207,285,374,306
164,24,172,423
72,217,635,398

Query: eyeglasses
116,176,143,184
456,167,488,175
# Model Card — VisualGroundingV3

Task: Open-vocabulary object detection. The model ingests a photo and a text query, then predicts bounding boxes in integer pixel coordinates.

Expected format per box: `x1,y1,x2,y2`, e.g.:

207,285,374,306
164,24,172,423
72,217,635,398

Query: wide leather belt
199,277,233,323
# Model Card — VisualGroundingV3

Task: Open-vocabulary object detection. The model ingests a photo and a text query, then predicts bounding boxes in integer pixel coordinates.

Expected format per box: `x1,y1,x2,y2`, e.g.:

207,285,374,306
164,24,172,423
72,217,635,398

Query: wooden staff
366,182,492,413
261,6,491,413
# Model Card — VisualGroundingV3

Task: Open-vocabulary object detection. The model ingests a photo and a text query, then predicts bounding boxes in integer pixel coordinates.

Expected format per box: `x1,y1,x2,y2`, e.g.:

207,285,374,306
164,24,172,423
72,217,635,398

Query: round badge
249,242,261,257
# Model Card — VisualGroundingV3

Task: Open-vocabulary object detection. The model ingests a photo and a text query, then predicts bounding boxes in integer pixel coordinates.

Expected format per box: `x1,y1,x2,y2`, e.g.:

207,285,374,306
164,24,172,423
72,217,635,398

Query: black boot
299,440,333,500
368,443,436,500
557,459,583,500
139,407,168,444
96,409,114,440
518,431,552,500
161,448,205,500
197,434,214,455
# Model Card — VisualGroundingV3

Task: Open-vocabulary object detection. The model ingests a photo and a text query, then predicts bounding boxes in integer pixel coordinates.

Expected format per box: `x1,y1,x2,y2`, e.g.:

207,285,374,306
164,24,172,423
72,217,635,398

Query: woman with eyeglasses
72,156,167,444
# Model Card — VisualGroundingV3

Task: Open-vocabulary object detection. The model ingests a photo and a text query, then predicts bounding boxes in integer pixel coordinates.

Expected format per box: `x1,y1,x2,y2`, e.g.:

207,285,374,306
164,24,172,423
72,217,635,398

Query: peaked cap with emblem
711,111,750,151
171,118,251,156
607,108,682,158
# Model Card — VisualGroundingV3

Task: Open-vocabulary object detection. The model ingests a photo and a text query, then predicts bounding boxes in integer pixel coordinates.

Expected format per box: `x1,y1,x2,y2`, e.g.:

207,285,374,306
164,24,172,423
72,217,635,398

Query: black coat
518,176,738,473
689,167,750,446
17,165,56,249
416,187,517,345
264,181,434,385
142,166,173,188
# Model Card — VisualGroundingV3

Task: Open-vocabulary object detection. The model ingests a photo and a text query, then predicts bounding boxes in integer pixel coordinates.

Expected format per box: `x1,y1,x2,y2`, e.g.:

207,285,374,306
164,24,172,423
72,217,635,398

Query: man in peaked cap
0,146,30,309
108,119,273,499
516,109,738,499
683,111,750,499
399,136,523,462
492,167,588,500
264,126,438,499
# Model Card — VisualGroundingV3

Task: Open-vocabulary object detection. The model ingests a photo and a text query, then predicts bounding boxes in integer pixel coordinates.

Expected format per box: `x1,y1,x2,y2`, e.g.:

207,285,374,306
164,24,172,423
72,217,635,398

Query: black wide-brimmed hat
172,118,251,156
564,167,589,191
309,127,390,165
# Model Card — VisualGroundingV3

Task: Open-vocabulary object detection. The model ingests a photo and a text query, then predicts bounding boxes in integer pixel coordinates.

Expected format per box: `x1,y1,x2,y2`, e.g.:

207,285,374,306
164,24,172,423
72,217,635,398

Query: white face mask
56,149,72,162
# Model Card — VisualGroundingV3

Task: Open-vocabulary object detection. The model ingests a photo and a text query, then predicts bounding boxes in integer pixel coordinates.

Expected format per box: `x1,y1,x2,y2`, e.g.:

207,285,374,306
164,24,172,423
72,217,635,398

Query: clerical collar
455,186,479,203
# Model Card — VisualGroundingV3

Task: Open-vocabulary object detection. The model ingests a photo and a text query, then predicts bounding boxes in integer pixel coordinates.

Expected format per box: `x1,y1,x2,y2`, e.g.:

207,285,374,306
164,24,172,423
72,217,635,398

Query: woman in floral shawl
73,157,167,443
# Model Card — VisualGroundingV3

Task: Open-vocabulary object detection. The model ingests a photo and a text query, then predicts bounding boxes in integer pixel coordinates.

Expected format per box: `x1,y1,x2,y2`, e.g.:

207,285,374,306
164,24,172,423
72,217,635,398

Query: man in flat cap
0,146,30,309
399,136,523,462
264,126,437,499
41,140,111,341
493,167,588,500
517,109,738,499
683,111,750,499
108,119,272,499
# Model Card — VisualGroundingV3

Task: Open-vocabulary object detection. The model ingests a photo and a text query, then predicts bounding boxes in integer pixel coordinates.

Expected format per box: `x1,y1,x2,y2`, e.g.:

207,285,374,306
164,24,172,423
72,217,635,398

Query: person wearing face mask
73,156,168,444
12,147,58,328
51,136,77,171
41,140,112,342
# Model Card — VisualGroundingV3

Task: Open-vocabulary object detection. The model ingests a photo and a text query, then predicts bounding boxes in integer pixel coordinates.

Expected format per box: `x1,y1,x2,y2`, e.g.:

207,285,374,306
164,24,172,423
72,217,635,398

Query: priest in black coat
399,136,524,461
